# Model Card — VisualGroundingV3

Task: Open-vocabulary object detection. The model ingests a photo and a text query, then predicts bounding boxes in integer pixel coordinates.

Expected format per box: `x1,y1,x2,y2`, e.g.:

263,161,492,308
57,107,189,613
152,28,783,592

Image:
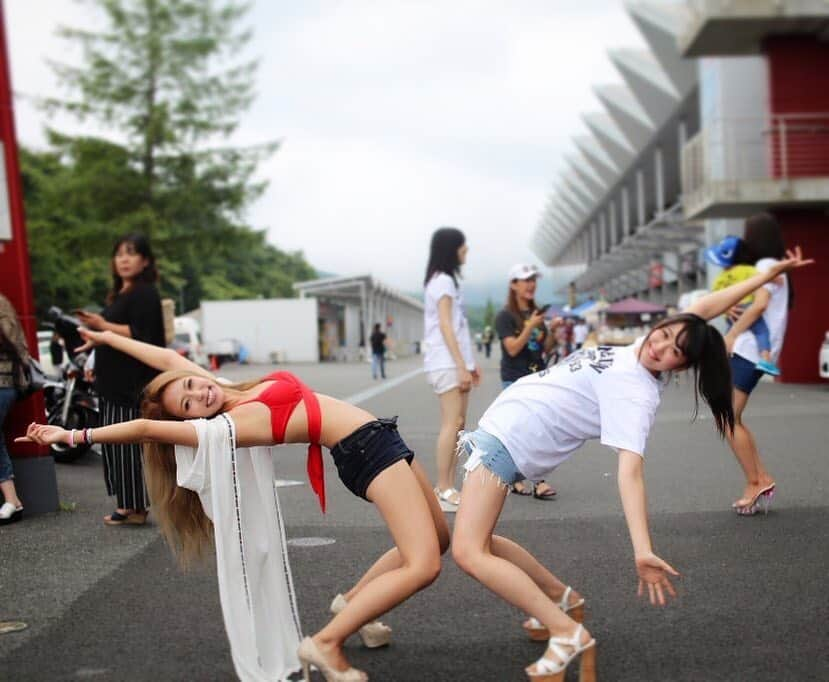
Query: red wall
765,37,829,178
774,209,829,383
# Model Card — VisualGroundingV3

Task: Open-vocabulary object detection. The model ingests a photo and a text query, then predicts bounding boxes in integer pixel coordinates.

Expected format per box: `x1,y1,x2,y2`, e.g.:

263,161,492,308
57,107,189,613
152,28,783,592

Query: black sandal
511,482,533,496
532,481,557,500
104,510,130,526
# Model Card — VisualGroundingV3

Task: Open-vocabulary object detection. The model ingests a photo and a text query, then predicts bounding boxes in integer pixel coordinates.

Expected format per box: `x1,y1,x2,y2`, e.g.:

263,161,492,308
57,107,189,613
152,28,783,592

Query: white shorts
425,368,460,395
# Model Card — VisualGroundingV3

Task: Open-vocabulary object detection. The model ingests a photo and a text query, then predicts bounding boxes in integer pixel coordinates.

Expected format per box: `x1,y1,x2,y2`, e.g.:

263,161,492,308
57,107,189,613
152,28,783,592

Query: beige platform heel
330,593,392,648
297,637,368,682
525,624,596,682
523,585,585,641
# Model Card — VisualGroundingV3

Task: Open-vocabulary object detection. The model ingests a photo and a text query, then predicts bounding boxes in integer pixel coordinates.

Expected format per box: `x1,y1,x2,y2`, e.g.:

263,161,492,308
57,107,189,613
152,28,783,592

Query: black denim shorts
330,417,415,500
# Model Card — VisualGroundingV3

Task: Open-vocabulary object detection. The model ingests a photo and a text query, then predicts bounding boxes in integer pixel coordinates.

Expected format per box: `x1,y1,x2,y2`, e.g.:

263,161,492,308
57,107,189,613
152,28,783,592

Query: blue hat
705,235,740,267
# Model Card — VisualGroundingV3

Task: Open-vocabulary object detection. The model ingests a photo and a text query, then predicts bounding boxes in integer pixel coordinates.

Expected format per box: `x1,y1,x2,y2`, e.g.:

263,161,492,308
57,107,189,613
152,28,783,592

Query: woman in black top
494,264,561,500
77,233,165,525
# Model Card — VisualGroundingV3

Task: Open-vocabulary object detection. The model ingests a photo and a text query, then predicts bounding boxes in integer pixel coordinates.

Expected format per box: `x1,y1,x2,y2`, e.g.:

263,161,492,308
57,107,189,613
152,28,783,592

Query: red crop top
239,371,326,512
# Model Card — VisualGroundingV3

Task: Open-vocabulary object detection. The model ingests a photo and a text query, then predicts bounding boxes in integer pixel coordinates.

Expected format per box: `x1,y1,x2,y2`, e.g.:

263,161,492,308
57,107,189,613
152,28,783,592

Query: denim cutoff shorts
330,417,414,501
458,428,524,489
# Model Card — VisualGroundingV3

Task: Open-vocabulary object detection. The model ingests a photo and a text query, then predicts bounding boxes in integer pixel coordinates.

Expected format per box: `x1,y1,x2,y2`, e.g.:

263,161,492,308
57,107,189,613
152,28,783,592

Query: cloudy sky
6,0,645,303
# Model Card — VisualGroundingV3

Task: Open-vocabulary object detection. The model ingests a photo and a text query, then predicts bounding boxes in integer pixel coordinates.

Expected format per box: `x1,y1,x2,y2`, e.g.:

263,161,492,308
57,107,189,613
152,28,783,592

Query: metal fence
681,112,829,197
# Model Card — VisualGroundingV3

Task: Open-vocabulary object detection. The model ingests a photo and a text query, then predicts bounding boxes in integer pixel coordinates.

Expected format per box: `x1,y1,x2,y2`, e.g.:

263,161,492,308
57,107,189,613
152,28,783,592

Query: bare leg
343,460,450,601
490,535,579,604
435,388,468,495
726,388,775,506
313,460,442,671
452,467,589,644
0,479,22,508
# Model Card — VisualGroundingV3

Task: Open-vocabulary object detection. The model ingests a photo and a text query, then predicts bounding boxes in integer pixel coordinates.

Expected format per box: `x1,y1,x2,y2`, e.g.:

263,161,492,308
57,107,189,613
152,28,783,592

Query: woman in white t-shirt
722,214,794,515
423,227,479,511
449,251,811,681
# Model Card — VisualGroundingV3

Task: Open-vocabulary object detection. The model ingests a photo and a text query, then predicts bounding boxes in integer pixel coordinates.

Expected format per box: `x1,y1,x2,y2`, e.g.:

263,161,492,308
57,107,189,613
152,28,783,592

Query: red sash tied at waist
298,382,325,513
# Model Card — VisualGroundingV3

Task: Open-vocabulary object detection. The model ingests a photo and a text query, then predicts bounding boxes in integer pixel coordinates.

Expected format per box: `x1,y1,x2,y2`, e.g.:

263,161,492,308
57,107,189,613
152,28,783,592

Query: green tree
26,0,313,315
21,137,315,316
45,0,268,208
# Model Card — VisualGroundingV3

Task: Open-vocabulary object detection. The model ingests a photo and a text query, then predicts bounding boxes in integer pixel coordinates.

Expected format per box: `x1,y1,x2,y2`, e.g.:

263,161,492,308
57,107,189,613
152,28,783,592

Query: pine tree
26,0,314,314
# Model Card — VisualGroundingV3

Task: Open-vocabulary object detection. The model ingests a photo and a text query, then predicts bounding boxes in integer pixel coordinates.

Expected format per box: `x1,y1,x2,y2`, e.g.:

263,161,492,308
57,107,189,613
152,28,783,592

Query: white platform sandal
523,586,585,641
297,636,368,682
330,594,392,648
434,486,461,512
525,624,596,682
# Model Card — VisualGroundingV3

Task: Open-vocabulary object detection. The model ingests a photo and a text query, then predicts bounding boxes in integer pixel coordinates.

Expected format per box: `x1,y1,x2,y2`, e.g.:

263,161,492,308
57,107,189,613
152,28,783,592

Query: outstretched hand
635,552,680,606
15,422,69,446
75,327,107,354
774,246,814,275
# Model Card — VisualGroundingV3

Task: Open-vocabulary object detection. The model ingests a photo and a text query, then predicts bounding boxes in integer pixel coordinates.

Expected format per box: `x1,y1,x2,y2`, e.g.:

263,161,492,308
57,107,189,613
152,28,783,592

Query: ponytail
694,326,735,438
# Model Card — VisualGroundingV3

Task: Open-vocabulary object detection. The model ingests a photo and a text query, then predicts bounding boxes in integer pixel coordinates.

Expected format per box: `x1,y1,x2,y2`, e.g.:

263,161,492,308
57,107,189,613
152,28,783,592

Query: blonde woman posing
19,328,449,682
450,249,812,681
422,227,479,511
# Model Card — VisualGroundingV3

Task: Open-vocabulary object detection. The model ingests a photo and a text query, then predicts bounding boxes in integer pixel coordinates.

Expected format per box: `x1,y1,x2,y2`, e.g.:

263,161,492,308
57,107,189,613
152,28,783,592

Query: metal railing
681,112,829,197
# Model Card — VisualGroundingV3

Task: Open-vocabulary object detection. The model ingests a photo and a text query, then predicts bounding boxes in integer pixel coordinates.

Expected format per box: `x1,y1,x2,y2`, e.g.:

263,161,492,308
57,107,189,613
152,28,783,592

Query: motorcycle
43,307,99,463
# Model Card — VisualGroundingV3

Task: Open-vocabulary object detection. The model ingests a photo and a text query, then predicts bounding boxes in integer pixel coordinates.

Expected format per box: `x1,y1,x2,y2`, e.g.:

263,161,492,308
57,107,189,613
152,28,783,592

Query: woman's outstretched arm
16,418,199,448
78,328,213,378
617,449,680,606
687,246,812,322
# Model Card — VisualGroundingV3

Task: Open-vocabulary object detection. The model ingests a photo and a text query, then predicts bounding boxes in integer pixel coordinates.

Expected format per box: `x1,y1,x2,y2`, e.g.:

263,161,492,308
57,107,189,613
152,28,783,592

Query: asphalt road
2,352,829,681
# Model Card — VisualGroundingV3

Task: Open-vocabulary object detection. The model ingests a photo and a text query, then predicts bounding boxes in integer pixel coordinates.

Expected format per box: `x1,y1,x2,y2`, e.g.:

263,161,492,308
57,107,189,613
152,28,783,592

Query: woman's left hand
635,552,680,606
775,246,814,275
75,310,106,331
75,327,107,353
470,367,481,386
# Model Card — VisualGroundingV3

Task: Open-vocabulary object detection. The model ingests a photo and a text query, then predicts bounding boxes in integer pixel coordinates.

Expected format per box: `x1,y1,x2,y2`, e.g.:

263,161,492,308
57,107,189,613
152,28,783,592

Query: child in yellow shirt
706,236,780,376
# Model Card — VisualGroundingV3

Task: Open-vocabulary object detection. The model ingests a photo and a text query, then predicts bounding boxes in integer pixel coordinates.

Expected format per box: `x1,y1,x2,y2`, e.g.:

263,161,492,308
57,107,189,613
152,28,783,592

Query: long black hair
734,212,794,309
643,313,735,438
108,232,159,303
424,227,465,286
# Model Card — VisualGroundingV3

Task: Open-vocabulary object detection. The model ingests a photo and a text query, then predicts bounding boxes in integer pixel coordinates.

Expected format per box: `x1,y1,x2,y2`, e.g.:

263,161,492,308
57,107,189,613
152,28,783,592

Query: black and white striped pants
100,399,150,510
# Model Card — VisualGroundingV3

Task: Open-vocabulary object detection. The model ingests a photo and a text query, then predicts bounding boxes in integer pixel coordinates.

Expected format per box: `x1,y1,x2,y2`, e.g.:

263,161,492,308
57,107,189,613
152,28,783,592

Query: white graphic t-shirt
732,258,788,364
478,341,665,480
423,272,475,372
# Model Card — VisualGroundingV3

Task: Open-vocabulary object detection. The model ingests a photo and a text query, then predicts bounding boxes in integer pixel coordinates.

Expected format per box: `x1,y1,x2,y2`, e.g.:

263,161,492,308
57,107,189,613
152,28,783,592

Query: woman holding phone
76,233,165,526
494,264,561,500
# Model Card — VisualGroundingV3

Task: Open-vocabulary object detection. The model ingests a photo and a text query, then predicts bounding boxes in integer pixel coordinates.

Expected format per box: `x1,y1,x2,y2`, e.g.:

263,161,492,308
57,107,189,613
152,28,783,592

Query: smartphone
536,304,551,314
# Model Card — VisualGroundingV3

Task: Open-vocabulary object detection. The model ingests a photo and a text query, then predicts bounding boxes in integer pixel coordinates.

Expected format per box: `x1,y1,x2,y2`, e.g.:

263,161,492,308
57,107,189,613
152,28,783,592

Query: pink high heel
735,484,776,516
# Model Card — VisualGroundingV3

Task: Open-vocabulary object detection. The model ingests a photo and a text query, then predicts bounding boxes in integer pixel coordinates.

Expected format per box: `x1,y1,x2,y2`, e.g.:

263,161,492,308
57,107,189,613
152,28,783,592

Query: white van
173,317,208,368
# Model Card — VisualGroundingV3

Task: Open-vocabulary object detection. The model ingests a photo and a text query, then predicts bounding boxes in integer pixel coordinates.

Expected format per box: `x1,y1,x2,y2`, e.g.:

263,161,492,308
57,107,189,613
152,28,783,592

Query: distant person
573,319,589,350
76,233,165,527
423,227,479,512
705,235,780,376
370,323,387,380
721,214,797,515
474,331,483,353
0,293,28,524
481,325,494,358
495,264,560,500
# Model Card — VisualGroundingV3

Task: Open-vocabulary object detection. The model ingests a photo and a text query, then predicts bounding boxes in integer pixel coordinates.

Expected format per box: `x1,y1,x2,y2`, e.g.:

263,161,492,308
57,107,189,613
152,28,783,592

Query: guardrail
681,113,829,197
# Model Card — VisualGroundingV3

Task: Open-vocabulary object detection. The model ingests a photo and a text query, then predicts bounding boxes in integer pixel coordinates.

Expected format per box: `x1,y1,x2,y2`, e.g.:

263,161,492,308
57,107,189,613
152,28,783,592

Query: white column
636,169,645,227
655,147,664,215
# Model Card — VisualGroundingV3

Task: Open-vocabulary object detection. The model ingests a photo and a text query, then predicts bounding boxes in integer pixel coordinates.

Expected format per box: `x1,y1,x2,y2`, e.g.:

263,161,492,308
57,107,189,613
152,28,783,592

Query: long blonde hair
140,369,263,569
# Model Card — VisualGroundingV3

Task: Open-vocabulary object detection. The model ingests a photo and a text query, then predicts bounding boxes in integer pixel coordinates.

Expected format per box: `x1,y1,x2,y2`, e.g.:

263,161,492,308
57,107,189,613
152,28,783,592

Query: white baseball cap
508,264,542,281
